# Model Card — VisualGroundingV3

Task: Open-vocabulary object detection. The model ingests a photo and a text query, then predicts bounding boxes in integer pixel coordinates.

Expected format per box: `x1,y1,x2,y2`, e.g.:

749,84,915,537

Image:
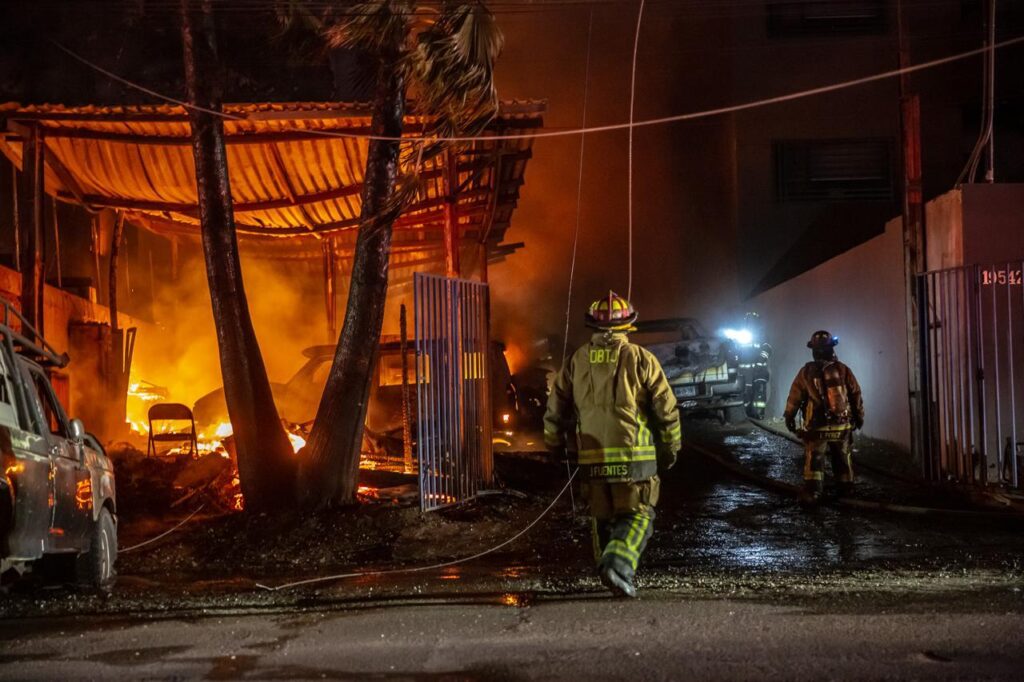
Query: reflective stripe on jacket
544,332,681,481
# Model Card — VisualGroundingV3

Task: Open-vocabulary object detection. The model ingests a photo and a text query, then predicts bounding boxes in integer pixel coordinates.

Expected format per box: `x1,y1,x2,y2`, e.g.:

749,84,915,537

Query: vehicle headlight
722,328,754,345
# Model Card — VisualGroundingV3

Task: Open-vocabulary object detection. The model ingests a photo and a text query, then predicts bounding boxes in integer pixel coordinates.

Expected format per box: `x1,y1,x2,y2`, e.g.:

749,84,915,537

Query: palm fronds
323,0,415,55
408,1,503,146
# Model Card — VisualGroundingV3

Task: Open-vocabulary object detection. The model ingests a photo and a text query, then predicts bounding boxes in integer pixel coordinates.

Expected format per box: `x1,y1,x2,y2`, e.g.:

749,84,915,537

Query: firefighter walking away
544,292,682,598
784,330,865,506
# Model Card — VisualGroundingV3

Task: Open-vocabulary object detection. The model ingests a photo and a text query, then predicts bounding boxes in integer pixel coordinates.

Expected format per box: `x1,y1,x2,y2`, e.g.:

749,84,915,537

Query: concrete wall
749,217,910,448
926,185,1024,271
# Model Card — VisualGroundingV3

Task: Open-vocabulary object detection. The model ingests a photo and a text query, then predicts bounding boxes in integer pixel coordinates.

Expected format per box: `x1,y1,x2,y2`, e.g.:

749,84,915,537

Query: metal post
1006,265,1017,487
400,303,414,474
900,95,927,469
17,124,44,340
322,239,337,341
10,163,19,273
991,268,1002,480
973,264,989,484
478,242,489,284
443,149,460,278
917,274,934,480
50,197,62,290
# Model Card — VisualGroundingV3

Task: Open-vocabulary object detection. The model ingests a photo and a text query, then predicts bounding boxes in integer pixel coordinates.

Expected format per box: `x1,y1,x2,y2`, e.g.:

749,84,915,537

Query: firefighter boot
799,479,823,509
599,555,637,599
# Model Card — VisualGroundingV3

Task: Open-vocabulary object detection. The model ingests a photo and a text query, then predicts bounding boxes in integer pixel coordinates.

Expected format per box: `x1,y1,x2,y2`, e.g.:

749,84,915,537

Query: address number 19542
981,268,1023,286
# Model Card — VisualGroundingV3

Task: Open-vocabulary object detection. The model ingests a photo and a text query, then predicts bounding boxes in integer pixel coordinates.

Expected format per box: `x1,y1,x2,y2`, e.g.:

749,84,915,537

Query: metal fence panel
414,273,493,511
919,261,1024,489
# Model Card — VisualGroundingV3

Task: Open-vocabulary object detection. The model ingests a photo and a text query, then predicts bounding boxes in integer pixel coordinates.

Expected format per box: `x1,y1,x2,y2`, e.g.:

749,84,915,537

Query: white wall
749,218,911,448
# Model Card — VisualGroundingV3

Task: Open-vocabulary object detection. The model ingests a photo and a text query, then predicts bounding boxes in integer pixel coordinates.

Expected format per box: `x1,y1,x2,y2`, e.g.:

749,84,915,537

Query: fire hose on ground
689,434,1024,524
255,468,579,592
118,504,206,554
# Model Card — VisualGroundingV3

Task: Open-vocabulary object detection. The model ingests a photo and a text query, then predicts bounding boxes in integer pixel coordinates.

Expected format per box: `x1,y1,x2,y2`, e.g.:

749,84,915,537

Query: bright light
501,412,511,425
722,328,754,345
214,422,234,438
288,432,307,453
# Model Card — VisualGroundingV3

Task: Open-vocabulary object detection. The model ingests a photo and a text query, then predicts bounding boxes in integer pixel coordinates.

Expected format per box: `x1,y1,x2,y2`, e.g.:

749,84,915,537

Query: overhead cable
50,34,1024,145
626,0,644,300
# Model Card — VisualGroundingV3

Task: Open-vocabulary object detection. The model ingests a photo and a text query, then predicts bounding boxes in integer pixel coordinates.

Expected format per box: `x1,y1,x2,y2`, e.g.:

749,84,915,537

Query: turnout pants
581,476,660,578
803,428,854,495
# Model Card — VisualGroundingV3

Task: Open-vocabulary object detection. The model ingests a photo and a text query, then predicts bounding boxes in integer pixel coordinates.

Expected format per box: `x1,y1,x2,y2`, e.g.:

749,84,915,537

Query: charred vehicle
193,338,517,453
632,318,746,423
0,304,117,588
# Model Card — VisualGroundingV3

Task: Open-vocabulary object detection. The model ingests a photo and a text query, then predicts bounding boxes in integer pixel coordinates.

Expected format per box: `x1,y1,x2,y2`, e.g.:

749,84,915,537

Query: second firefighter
783,330,865,504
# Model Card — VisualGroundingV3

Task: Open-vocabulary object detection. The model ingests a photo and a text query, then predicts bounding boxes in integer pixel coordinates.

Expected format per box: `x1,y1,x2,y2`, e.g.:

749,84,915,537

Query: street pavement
2,592,1022,680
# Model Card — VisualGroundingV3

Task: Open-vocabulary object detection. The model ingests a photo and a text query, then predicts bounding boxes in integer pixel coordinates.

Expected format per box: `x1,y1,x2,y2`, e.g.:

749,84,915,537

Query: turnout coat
544,331,682,481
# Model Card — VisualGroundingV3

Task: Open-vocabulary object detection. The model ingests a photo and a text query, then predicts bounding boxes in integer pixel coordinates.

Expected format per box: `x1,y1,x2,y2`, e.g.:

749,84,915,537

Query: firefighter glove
785,416,797,433
853,417,864,431
657,446,678,471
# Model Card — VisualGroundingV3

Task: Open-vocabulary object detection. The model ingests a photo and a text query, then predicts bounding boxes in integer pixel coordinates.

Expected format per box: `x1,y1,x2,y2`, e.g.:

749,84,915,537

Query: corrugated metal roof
0,100,544,268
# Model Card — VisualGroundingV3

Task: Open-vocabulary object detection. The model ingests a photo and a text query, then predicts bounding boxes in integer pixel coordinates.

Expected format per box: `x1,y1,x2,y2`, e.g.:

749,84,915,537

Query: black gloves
785,416,797,433
853,417,864,431
657,446,678,472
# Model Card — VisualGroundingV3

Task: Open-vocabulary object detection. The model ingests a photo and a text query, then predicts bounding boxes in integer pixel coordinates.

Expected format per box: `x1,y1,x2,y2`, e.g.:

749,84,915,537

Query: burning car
1,305,117,589
631,318,746,423
192,338,518,454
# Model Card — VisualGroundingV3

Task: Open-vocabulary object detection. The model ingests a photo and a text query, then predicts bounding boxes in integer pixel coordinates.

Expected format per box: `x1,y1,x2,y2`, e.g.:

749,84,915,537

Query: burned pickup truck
0,304,116,589
632,318,747,423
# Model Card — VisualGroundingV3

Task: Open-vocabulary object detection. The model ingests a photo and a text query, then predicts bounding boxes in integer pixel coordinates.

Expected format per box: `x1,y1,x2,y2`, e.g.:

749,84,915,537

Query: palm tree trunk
180,0,295,512
299,44,406,508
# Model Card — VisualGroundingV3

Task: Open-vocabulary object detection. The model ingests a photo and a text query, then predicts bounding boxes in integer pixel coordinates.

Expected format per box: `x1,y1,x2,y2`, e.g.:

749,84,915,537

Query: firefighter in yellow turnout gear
544,292,682,598
784,330,865,505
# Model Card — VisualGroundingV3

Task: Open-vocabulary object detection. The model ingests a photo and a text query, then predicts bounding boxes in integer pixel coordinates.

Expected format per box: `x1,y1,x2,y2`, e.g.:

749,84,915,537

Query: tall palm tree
297,0,503,508
181,0,297,512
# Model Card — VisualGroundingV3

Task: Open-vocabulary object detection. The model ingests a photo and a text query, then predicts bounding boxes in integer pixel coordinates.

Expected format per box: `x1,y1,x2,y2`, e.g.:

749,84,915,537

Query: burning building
0,101,544,473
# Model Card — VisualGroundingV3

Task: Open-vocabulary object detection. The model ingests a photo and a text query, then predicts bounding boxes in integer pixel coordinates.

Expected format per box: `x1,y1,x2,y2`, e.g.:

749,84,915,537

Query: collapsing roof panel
0,100,544,272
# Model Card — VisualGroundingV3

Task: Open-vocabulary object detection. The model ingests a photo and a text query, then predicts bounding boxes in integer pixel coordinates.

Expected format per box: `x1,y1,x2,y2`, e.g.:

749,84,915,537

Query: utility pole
898,0,928,470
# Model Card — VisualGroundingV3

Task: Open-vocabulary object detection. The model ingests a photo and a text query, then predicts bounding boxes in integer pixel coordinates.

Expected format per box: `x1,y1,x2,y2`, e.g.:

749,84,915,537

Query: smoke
487,4,740,370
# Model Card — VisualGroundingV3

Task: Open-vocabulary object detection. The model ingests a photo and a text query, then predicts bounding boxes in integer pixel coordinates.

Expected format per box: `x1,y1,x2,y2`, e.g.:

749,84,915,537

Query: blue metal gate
414,273,493,511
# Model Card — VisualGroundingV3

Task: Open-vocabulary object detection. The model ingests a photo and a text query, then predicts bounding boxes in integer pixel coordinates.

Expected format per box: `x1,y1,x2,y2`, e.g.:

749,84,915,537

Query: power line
51,34,1024,145
626,0,643,301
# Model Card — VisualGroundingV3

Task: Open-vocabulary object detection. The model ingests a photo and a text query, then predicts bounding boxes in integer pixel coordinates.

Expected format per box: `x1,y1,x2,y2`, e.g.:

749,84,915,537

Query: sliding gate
919,261,1024,489
413,273,493,511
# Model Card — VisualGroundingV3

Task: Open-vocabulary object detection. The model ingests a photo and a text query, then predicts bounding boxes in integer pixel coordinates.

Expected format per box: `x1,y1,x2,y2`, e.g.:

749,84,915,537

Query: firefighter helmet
807,330,839,350
586,291,638,330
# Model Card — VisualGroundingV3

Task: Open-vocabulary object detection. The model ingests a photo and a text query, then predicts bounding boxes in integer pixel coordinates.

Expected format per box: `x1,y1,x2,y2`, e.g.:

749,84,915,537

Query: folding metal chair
147,402,198,457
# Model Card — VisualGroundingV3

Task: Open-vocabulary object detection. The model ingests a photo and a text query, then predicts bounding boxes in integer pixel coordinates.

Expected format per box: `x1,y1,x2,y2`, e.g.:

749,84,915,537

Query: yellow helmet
586,291,638,331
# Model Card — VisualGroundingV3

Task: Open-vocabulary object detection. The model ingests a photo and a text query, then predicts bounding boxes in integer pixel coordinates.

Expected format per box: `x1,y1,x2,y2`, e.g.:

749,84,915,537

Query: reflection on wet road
646,420,1024,574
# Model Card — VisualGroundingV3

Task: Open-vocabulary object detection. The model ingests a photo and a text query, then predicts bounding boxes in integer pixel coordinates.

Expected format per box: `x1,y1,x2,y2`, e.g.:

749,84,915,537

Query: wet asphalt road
3,594,1023,681
2,420,1023,680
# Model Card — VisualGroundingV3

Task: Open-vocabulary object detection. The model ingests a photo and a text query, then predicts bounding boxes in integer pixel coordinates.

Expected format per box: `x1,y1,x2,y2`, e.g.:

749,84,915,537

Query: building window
775,138,894,201
767,1,887,37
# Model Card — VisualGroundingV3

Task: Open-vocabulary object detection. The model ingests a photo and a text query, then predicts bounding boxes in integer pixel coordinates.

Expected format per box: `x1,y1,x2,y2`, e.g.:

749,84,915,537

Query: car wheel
77,507,116,591
725,405,747,424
